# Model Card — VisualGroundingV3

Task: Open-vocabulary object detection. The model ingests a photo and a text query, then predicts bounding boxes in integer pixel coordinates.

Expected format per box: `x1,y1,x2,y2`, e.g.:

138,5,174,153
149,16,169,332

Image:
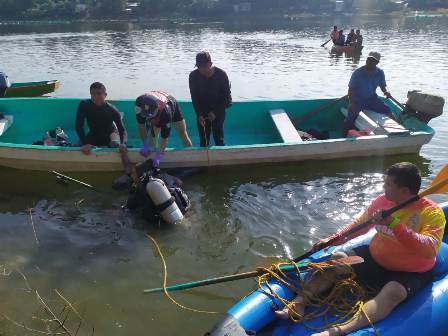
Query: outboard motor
146,177,184,225
403,90,445,123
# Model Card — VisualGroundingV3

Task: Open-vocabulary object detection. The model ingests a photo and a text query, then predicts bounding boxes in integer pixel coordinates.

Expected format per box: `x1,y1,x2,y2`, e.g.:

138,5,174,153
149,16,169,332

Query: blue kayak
209,202,448,336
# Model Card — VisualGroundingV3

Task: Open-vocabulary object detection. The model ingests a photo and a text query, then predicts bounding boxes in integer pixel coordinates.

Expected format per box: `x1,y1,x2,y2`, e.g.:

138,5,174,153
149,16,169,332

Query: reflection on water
0,15,448,335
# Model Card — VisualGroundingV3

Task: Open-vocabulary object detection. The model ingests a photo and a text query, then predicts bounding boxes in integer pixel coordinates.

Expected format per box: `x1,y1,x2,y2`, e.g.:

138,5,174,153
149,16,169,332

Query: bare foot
274,296,305,320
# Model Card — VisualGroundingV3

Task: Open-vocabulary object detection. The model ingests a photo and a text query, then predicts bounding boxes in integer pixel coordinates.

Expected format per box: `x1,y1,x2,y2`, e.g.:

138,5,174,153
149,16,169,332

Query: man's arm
111,107,126,144
221,71,232,108
189,71,204,118
138,122,147,142
392,207,446,258
379,70,391,98
75,102,87,145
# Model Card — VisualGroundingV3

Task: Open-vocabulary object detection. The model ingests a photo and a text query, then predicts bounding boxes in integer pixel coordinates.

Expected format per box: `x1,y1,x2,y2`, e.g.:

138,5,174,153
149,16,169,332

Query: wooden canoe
331,44,364,54
0,97,435,172
4,80,60,98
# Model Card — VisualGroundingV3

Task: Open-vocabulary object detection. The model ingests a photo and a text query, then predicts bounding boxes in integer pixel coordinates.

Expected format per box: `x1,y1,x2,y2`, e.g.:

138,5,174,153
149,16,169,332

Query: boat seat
269,109,302,143
363,110,409,135
340,108,408,135
0,115,13,137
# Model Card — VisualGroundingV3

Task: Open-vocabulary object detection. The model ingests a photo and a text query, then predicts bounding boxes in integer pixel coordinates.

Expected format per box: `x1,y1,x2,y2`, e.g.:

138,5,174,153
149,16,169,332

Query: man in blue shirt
344,51,392,135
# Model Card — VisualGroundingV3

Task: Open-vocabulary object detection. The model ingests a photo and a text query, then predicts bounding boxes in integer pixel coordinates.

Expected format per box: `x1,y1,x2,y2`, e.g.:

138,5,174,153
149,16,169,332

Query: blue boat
209,202,448,336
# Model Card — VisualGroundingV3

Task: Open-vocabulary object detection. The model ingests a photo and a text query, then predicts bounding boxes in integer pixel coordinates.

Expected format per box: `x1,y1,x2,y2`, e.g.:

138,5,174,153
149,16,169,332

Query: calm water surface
0,15,447,335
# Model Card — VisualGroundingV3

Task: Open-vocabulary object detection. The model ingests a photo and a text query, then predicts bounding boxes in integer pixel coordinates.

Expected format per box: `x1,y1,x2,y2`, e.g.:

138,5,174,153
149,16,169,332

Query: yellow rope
258,259,380,335
147,234,379,333
146,234,221,314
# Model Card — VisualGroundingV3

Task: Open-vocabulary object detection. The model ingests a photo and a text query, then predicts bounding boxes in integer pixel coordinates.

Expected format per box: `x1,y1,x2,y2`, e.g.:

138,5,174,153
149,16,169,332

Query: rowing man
276,162,446,336
343,51,393,136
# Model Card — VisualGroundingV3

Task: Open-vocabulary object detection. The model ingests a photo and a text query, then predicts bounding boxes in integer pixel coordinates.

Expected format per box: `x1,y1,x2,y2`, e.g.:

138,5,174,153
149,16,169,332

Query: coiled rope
257,260,379,335
148,234,379,334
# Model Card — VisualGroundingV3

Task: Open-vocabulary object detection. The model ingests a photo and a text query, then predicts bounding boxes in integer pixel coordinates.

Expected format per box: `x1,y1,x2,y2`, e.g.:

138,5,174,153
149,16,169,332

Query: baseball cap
195,51,211,67
367,51,381,62
135,94,158,119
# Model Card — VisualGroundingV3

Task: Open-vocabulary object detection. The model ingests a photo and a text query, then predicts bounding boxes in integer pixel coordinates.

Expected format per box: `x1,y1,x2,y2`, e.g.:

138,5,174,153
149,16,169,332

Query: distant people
189,51,232,147
346,29,356,45
135,91,192,167
330,26,339,43
75,82,126,155
0,71,11,97
335,30,345,46
344,52,393,136
355,29,363,47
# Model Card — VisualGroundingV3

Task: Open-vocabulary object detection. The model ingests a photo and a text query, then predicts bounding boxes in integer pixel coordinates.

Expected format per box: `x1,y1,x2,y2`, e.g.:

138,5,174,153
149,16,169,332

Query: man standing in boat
276,162,446,336
189,51,232,147
75,82,126,155
345,28,356,45
330,26,339,43
343,51,392,136
354,29,363,47
0,71,11,97
136,91,192,167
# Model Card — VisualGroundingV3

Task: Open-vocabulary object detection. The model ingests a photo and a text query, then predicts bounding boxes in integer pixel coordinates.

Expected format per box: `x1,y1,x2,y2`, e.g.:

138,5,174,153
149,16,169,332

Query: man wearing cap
344,51,392,136
135,90,192,167
189,51,232,147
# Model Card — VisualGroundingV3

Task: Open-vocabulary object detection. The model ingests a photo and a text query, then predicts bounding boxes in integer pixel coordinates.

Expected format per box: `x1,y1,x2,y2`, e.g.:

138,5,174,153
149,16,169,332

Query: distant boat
4,80,60,98
331,44,364,54
0,96,436,172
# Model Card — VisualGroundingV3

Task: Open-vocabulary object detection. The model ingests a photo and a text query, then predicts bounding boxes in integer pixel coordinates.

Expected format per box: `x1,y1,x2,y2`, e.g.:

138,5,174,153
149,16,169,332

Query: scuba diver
113,146,190,225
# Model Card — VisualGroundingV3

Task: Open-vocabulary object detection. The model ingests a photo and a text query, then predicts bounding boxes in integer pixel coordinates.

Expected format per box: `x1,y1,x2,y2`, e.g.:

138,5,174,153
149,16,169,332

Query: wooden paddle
144,255,364,294
292,95,348,127
388,95,406,111
321,38,332,47
294,164,448,262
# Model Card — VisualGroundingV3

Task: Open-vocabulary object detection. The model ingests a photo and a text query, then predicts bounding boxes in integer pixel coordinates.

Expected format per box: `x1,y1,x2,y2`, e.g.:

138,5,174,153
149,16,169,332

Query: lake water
0,15,447,335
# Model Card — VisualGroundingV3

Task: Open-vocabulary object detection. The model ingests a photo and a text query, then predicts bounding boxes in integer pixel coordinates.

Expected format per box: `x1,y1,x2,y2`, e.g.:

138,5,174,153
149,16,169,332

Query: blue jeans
344,96,392,133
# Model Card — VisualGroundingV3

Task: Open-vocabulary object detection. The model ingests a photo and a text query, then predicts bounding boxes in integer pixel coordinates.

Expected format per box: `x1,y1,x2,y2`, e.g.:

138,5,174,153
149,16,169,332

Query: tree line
0,0,447,20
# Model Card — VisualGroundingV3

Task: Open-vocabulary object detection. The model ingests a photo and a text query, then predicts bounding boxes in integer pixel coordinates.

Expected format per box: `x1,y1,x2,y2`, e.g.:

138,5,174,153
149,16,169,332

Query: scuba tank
146,177,184,225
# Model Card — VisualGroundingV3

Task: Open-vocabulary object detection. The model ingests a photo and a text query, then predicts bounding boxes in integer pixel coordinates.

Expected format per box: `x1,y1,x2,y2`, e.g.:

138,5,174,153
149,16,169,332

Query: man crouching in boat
275,162,446,336
75,82,127,155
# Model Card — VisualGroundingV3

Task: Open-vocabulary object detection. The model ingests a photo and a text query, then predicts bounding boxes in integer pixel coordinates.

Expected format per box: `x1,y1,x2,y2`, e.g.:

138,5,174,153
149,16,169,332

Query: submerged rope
258,260,379,335
146,234,220,314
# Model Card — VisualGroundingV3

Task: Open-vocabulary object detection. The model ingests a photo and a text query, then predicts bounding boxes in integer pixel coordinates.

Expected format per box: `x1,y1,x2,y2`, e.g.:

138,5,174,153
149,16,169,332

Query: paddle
144,255,364,294
294,164,448,262
388,95,406,111
292,95,348,127
321,38,332,47
50,170,101,193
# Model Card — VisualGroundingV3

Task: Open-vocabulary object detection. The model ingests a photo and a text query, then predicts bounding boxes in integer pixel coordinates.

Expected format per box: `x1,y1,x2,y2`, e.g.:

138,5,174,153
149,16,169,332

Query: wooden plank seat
269,109,302,143
340,108,408,135
0,115,13,137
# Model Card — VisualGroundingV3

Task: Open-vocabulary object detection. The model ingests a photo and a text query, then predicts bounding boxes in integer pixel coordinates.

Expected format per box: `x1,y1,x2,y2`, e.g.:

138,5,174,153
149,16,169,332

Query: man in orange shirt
275,162,446,336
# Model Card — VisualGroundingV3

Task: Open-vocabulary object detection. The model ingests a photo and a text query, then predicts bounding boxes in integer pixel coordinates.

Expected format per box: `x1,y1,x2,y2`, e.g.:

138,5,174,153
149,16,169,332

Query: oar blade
422,165,448,196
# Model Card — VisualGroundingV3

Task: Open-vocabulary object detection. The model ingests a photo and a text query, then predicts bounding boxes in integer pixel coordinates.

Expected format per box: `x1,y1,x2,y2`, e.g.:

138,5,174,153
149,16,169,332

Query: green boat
0,96,435,172
4,80,60,98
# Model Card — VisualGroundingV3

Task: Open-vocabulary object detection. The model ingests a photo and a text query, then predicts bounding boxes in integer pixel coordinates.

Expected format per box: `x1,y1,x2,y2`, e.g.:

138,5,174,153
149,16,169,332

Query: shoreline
0,9,447,26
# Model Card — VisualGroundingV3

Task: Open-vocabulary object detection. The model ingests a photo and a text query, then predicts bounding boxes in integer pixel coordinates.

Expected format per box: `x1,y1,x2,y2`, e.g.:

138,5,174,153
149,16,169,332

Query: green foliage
0,0,447,19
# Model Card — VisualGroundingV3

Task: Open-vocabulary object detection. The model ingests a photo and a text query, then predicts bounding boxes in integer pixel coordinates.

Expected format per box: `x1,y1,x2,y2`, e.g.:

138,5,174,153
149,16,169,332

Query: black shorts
169,98,183,123
347,245,433,298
